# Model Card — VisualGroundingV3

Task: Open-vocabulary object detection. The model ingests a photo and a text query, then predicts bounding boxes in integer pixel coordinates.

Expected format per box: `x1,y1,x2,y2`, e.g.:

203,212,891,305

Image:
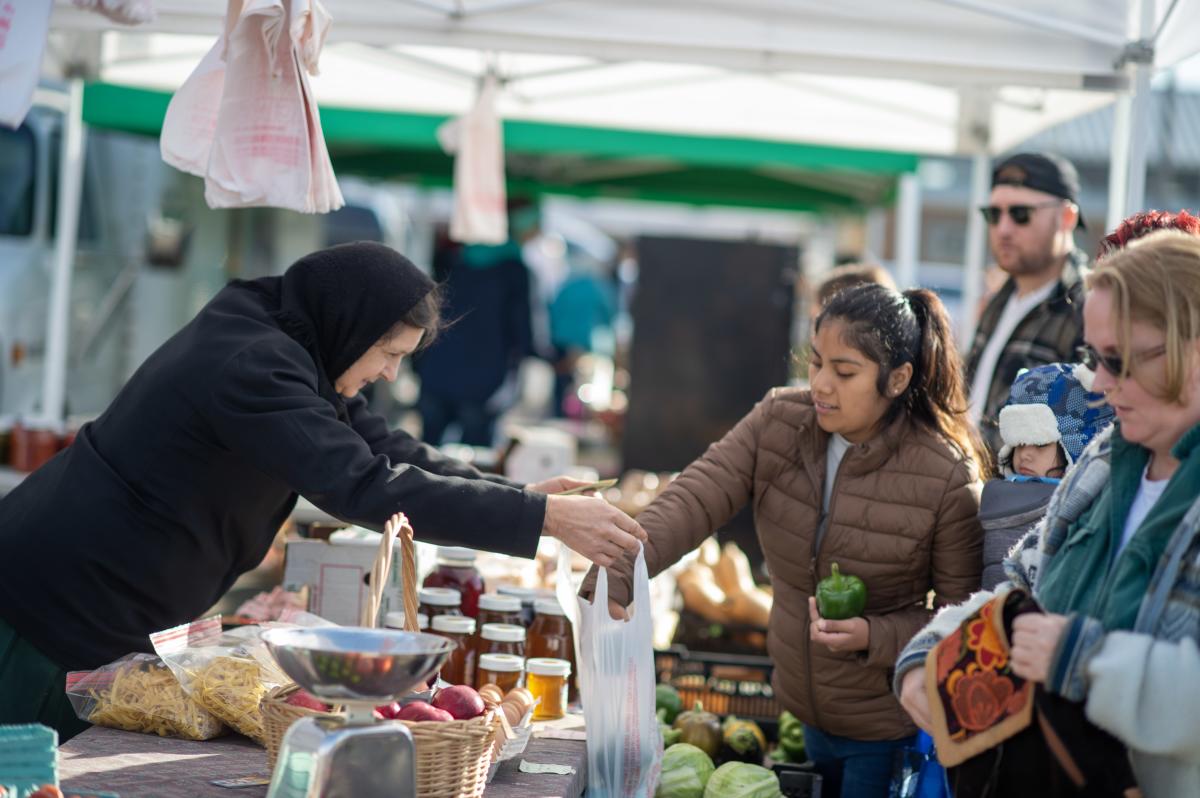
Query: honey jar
477,623,526,659
476,653,524,693
418,587,463,621
526,658,571,721
431,615,477,686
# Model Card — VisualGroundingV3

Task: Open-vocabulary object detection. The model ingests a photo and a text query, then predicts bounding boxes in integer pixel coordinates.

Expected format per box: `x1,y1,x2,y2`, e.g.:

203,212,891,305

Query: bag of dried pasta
65,653,227,740
152,616,289,746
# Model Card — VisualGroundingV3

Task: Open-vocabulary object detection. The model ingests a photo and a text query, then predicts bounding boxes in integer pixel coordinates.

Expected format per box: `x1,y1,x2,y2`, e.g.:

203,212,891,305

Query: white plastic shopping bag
0,0,53,129
160,0,342,213
437,73,507,245
557,543,663,798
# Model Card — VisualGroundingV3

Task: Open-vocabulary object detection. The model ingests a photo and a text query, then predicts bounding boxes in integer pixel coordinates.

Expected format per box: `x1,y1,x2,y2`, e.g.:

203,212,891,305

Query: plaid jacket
965,249,1089,458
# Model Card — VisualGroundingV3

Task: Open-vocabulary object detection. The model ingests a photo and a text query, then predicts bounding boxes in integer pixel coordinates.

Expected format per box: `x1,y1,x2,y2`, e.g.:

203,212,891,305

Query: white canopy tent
33,0,1200,424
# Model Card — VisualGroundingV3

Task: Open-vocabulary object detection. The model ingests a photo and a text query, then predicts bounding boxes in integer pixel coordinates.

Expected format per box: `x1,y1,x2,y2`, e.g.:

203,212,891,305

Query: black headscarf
270,241,436,421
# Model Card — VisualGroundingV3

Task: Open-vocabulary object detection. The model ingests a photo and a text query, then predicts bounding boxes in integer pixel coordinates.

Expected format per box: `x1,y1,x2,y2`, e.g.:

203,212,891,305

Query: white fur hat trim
998,403,1062,476
1072,362,1097,392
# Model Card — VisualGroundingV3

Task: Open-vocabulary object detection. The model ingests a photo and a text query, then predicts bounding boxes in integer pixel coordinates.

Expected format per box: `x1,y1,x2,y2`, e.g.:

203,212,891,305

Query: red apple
398,701,454,722
432,685,486,720
284,689,330,712
374,701,402,719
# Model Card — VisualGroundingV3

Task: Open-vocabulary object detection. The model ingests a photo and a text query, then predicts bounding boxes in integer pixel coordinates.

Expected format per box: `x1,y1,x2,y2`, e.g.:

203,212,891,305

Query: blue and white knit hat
997,363,1115,476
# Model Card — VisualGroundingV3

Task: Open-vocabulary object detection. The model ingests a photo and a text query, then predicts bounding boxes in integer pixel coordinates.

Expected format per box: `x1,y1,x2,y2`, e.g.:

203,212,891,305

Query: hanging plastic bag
71,0,157,25
557,543,663,798
0,0,53,129
437,73,507,245
161,0,342,213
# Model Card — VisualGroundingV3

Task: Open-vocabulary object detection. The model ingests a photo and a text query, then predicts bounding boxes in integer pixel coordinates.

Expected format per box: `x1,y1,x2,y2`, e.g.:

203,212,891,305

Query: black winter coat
0,280,545,669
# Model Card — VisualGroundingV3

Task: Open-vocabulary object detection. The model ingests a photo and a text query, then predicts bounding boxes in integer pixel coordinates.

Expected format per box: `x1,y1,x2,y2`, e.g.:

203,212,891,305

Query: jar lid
419,587,462,606
534,598,566,616
478,654,525,673
478,593,522,613
384,611,429,630
432,615,476,635
496,585,539,601
437,546,478,565
526,657,572,677
480,623,526,642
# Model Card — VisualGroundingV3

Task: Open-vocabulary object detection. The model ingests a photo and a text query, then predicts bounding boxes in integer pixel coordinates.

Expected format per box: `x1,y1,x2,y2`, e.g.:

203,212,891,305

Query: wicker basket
402,709,502,798
261,514,502,796
261,683,342,770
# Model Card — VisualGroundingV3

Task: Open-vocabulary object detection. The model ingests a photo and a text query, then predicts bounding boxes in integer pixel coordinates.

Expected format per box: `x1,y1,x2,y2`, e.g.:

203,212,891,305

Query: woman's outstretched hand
542,494,647,568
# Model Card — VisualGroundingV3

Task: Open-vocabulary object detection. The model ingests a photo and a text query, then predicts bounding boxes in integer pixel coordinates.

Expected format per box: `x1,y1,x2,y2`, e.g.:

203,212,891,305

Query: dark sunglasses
979,200,1062,226
1077,343,1167,377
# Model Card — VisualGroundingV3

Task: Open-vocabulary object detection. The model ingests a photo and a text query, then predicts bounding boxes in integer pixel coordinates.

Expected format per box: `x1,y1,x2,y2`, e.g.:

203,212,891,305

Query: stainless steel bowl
261,627,454,704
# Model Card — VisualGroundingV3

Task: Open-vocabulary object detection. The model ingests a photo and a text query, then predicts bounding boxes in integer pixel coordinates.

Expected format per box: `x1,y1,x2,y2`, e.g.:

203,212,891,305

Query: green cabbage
655,743,716,798
702,762,782,798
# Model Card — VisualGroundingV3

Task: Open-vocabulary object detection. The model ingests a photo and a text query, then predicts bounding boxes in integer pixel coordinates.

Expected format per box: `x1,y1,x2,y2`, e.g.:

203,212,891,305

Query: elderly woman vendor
0,241,645,739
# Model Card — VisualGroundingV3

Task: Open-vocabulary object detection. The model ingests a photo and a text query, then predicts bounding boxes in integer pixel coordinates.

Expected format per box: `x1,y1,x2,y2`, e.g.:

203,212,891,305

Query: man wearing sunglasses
965,152,1089,460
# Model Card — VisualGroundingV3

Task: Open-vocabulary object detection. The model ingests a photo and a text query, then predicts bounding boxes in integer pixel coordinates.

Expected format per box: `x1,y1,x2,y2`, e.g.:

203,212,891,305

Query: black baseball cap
991,152,1086,230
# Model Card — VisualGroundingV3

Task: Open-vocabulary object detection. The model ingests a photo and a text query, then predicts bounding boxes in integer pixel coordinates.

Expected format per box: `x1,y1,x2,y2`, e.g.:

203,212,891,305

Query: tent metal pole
1123,0,1157,221
40,77,87,428
1106,0,1155,231
1106,93,1133,233
960,151,991,348
895,171,921,289
926,0,1126,47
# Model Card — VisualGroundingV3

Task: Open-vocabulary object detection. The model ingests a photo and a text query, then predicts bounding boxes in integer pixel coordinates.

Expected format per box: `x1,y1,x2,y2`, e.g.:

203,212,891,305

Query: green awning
82,82,918,212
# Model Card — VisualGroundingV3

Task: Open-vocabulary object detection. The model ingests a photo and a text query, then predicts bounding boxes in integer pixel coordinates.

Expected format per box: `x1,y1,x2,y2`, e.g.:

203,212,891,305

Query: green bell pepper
815,562,867,620
657,683,684,724
771,711,806,763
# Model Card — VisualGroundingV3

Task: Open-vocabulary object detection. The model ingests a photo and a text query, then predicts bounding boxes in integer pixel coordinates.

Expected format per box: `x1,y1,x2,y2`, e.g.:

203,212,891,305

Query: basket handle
361,512,418,629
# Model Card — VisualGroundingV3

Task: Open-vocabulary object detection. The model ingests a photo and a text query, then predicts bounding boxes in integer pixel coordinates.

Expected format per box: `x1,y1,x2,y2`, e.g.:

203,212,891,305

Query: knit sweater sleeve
206,341,544,557
1045,624,1200,762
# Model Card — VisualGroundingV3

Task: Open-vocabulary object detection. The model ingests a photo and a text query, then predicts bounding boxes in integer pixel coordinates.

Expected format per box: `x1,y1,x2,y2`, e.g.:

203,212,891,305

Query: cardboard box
282,535,409,626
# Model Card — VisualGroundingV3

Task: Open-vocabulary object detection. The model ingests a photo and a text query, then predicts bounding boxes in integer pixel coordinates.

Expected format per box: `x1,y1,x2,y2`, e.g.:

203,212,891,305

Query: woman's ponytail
902,288,991,475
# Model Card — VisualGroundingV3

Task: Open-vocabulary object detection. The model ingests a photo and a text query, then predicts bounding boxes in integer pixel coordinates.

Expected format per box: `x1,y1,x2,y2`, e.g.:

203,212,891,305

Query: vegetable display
655,743,716,798
703,762,783,798
673,702,723,759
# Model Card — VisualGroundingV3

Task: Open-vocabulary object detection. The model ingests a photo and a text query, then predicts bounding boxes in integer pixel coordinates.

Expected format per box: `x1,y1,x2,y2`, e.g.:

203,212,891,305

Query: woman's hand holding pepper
808,596,869,653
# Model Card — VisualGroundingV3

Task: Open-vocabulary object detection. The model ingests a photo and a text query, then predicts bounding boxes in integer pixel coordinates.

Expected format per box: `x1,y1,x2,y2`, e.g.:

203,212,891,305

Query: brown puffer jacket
593,387,983,741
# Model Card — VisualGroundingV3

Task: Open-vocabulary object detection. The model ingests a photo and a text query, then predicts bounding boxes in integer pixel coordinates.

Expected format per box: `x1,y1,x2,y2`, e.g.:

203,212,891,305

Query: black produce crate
773,762,823,798
655,645,781,726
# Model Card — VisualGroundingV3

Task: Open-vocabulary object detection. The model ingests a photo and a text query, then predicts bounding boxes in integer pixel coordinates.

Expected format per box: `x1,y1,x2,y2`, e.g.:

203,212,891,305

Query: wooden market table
59,724,588,798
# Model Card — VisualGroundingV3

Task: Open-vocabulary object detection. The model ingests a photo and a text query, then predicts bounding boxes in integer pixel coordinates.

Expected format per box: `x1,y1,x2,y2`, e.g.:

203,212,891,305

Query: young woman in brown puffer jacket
588,283,988,798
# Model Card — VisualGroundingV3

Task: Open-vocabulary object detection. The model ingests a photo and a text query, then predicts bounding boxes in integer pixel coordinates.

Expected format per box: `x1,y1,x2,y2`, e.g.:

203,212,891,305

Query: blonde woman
896,230,1200,797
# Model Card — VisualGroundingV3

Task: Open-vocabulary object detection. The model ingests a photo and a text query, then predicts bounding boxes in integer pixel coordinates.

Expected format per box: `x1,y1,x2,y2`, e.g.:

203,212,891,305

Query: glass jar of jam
478,623,526,659
418,587,463,621
423,547,485,618
384,610,429,631
431,615,477,687
527,598,577,700
526,658,571,721
476,653,524,693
